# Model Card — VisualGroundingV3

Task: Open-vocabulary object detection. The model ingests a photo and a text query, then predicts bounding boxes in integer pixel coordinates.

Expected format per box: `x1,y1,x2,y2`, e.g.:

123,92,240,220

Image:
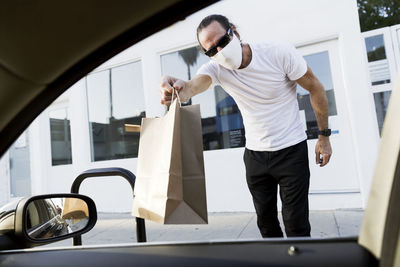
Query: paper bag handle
171,88,182,107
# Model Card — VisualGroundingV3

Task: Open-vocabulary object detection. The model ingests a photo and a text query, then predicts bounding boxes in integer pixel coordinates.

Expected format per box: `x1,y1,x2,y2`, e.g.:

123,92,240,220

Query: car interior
0,0,399,266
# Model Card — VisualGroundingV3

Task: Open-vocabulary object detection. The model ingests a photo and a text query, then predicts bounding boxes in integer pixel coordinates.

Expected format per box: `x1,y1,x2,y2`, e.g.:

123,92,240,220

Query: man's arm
296,66,332,167
160,74,212,106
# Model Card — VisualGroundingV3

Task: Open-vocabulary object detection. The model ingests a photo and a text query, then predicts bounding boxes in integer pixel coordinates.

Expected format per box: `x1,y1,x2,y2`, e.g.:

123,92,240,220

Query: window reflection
365,34,391,85
49,108,72,165
365,35,387,62
373,90,391,136
86,61,145,161
297,51,338,139
160,46,245,151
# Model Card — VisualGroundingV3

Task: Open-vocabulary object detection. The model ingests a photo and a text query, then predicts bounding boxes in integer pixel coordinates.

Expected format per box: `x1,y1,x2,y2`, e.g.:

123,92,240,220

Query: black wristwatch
318,129,331,137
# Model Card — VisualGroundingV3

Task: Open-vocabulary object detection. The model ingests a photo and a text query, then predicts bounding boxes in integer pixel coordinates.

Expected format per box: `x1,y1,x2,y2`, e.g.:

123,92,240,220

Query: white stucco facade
2,0,396,213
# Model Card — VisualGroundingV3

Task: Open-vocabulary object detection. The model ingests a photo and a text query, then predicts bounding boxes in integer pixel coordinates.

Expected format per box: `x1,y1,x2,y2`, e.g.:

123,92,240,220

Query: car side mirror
14,194,97,247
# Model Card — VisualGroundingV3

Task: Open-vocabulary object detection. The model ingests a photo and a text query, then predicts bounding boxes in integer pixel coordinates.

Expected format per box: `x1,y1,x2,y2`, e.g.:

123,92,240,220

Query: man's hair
196,14,236,47
197,14,231,36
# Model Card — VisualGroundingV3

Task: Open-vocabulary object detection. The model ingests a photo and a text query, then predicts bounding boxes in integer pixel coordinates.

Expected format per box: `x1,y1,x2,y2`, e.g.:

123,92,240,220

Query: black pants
244,140,311,238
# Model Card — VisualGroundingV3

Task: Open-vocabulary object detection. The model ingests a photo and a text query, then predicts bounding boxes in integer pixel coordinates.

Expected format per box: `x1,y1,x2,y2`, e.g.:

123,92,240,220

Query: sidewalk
45,209,364,247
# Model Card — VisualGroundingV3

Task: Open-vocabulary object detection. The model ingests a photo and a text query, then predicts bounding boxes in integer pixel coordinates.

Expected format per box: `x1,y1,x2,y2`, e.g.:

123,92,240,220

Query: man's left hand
315,137,332,167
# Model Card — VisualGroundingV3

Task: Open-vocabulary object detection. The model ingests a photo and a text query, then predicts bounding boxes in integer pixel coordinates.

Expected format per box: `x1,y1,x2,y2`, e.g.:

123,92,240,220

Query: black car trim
0,236,360,254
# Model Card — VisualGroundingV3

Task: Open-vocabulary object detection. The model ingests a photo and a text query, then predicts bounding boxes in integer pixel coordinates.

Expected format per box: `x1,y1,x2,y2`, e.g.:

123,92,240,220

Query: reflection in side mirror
26,197,89,240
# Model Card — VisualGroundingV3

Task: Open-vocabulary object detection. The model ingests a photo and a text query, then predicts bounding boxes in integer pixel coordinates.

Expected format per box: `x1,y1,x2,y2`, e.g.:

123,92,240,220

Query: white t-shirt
197,41,308,151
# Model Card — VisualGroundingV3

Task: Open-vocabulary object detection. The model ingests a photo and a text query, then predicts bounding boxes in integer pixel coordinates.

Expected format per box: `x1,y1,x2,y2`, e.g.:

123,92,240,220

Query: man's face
198,21,232,56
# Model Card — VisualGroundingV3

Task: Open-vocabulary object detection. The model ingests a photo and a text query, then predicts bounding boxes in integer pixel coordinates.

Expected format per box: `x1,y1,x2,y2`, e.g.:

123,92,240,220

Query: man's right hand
160,74,212,106
160,76,188,106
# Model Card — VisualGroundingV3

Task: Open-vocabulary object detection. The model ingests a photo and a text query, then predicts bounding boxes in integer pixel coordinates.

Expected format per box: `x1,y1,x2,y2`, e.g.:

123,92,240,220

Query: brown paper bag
61,198,89,219
132,96,208,224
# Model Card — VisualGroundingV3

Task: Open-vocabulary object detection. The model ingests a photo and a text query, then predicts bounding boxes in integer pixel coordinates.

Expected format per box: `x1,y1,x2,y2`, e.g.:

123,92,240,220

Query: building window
86,61,145,161
9,131,31,197
297,51,338,139
365,34,391,86
160,46,245,151
373,90,391,135
49,108,72,165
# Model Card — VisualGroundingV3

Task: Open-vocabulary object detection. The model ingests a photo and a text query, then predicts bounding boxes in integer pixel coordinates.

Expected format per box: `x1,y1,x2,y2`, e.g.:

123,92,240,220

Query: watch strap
318,129,331,136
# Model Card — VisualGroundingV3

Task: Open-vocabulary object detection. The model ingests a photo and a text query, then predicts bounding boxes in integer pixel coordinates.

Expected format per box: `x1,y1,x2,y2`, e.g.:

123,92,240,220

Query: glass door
297,39,359,194
363,27,397,136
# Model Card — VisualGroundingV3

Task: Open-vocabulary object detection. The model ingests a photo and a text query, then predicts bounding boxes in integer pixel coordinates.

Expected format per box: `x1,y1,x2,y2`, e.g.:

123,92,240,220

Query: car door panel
0,238,378,266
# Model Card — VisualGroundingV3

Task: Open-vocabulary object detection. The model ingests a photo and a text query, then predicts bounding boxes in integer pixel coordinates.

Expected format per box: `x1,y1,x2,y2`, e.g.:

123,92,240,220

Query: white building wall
26,0,379,212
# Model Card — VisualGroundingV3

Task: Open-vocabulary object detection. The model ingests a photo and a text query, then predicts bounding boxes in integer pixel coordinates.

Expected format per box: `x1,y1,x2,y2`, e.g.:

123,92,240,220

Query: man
160,14,332,237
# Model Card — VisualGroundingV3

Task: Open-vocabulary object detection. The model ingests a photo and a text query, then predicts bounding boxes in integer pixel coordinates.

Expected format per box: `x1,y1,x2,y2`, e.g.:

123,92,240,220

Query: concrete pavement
44,209,363,248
